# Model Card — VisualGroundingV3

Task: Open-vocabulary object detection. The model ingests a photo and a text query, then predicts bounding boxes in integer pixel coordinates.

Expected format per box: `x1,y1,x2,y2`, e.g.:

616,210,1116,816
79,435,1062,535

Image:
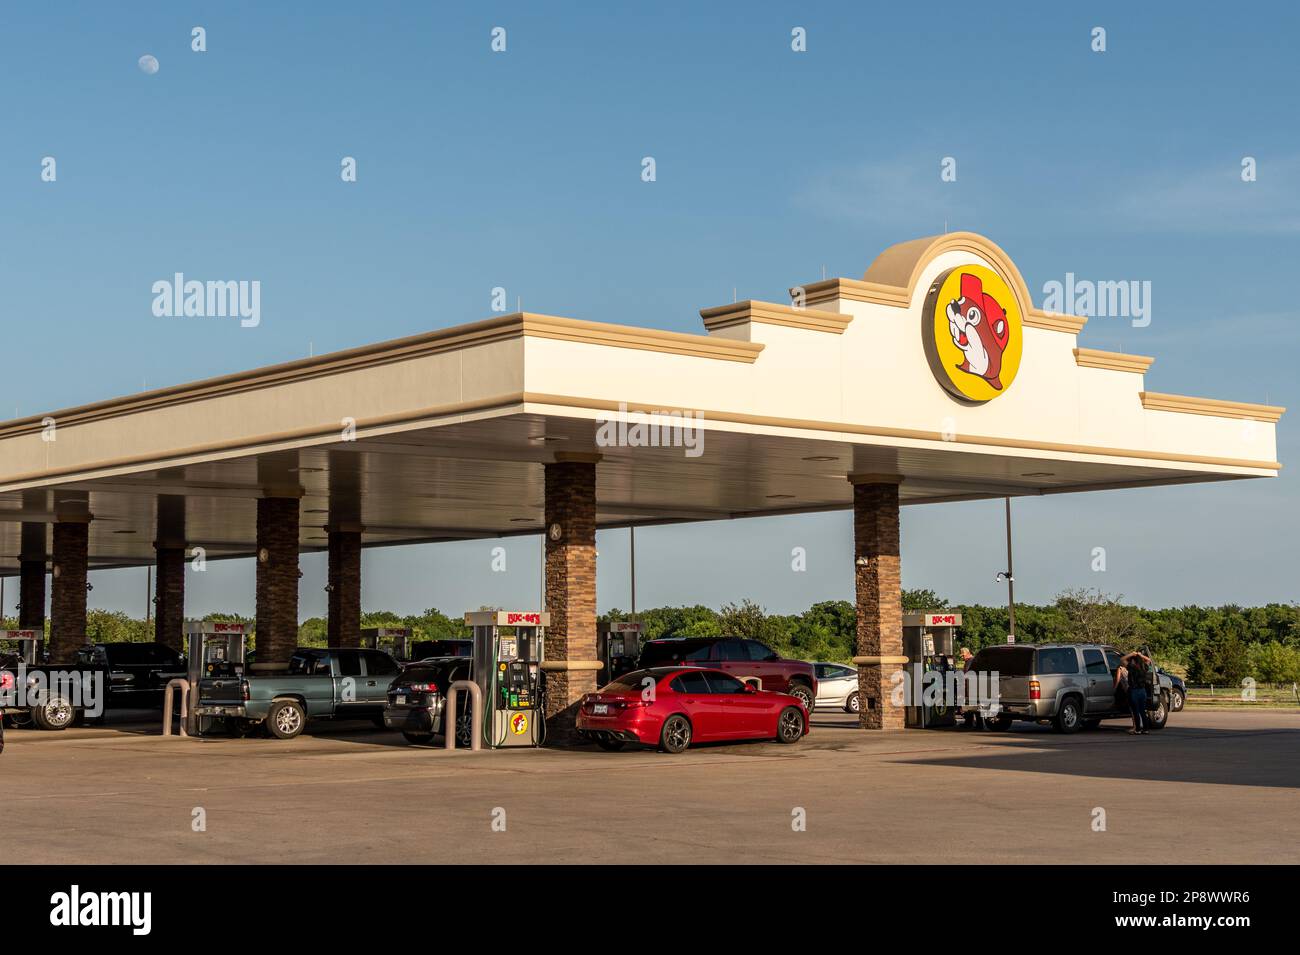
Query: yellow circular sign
922,265,1022,403
510,713,529,735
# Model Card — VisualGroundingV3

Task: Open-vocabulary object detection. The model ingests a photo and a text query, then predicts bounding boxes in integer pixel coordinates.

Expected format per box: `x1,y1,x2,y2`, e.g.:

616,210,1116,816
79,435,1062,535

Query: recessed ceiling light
802,455,838,462
509,517,534,523
1021,472,1055,478
529,435,569,443
287,466,323,474
766,494,795,500
112,529,136,535
305,509,329,514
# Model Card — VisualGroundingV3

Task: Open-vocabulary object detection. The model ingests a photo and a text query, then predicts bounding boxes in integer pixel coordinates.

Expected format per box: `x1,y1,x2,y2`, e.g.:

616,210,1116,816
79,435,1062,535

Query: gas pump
360,627,411,662
465,611,548,748
0,629,43,666
597,621,643,683
184,620,248,735
902,612,961,728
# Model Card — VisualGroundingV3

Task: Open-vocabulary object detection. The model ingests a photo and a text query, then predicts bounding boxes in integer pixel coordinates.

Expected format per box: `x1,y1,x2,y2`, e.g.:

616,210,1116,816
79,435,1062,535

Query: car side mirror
742,683,758,694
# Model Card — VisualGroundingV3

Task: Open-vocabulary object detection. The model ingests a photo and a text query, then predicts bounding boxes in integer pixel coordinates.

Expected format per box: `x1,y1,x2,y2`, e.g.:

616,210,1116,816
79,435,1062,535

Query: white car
814,662,861,713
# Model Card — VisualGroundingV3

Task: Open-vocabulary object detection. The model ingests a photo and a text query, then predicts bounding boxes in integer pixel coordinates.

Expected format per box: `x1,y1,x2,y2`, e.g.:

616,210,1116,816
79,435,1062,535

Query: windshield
639,641,712,666
597,671,655,694
105,643,181,665
397,665,441,684
970,646,1035,676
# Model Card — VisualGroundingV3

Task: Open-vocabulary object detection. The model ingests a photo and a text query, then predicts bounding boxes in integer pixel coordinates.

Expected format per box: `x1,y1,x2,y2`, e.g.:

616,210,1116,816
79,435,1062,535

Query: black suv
385,656,474,745
637,636,818,711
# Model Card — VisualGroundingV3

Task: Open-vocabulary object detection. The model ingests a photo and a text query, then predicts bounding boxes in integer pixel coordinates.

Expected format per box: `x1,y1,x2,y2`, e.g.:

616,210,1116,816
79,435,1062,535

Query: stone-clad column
543,455,600,738
18,522,46,635
19,559,46,631
850,476,904,730
19,561,46,634
49,519,90,663
153,546,186,653
327,527,362,649
255,496,301,667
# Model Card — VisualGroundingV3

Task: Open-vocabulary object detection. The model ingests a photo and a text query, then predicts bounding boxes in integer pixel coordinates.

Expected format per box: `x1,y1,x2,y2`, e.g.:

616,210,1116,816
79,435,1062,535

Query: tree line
5,588,1297,684
601,588,1300,685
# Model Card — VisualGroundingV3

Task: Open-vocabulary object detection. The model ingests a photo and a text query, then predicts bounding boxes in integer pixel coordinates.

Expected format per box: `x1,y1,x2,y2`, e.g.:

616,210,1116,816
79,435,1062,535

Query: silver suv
969,643,1172,733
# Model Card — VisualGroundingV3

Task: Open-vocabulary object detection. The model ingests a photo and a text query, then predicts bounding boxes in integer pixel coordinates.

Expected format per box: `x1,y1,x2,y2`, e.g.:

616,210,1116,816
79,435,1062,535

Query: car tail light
409,682,438,693
0,672,13,692
241,680,251,701
1029,680,1041,700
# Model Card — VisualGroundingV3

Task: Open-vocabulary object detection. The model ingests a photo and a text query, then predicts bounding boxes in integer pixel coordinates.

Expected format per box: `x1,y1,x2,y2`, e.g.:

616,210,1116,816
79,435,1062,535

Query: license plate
395,695,407,706
592,703,608,715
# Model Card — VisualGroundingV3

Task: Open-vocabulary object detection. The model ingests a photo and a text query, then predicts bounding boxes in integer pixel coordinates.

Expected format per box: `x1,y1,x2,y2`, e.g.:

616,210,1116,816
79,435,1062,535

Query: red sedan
576,667,809,753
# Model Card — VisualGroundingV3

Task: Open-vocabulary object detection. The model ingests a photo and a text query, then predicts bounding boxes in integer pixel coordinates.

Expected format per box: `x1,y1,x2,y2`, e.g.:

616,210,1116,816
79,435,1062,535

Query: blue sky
1,1,1297,620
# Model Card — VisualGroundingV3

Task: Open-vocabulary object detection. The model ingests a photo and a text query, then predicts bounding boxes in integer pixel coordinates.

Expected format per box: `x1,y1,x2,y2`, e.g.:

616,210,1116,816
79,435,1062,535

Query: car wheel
776,706,805,744
1053,697,1083,734
402,731,434,745
1146,692,1170,731
787,682,815,713
31,695,75,731
454,712,473,749
1171,688,1185,712
266,700,306,740
984,713,1013,731
845,691,861,714
596,738,626,751
659,714,692,753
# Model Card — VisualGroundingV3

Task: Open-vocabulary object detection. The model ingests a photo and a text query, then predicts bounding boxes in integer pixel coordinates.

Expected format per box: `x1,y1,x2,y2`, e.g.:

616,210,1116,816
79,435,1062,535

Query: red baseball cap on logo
959,273,1009,349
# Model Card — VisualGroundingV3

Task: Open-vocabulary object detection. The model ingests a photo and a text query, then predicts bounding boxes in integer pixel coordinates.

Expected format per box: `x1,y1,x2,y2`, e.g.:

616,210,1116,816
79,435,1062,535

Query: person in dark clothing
1117,651,1153,734
958,648,978,728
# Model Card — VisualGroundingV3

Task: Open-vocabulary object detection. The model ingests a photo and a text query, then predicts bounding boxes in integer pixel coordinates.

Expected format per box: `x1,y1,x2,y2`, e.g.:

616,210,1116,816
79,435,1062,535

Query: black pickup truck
2,640,185,731
0,654,103,730
73,641,187,707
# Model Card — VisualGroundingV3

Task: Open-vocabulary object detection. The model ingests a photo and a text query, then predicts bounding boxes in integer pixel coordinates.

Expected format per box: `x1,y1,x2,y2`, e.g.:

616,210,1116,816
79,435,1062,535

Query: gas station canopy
0,232,1283,572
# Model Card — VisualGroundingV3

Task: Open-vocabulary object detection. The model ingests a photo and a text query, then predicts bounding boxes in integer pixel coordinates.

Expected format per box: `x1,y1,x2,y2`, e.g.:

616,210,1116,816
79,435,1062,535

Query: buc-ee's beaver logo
510,713,529,735
922,265,1022,403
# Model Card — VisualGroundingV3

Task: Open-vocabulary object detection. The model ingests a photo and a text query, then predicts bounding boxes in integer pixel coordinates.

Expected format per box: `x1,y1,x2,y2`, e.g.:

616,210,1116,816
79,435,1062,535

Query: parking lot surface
2,709,1296,864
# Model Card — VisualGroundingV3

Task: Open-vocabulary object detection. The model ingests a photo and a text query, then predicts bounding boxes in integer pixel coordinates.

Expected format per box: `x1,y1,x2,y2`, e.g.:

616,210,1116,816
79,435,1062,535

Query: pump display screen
497,660,536,708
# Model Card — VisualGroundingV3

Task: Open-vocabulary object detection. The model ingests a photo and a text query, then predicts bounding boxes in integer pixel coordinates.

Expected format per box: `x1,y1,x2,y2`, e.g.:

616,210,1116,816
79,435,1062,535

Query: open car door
1140,644,1170,730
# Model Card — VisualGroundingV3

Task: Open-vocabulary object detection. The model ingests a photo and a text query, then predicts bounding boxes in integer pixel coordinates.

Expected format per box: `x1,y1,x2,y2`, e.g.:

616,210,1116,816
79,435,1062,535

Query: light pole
995,497,1016,642
629,525,637,620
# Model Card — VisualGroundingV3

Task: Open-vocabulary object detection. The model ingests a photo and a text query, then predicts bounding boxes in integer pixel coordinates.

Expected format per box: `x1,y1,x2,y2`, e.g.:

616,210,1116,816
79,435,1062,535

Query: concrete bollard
162,678,190,737
444,680,482,751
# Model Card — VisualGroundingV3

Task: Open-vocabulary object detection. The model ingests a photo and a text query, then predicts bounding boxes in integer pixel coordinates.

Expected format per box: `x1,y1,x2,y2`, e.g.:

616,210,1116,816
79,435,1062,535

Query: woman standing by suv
1118,651,1153,735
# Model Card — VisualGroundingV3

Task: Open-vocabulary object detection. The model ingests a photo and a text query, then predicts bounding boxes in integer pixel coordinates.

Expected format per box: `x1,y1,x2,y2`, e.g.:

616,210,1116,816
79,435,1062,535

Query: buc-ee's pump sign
922,264,1023,403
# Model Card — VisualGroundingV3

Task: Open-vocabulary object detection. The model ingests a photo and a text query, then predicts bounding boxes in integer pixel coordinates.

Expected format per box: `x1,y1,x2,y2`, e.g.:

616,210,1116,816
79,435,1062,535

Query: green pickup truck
195,647,401,739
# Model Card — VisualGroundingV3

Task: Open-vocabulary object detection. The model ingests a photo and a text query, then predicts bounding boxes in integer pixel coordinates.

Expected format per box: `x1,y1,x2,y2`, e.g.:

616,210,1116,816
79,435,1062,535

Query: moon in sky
138,54,159,75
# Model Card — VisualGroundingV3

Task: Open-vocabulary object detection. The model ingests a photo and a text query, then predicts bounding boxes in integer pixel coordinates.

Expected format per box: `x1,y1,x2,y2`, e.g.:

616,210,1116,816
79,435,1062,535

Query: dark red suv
637,637,817,712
